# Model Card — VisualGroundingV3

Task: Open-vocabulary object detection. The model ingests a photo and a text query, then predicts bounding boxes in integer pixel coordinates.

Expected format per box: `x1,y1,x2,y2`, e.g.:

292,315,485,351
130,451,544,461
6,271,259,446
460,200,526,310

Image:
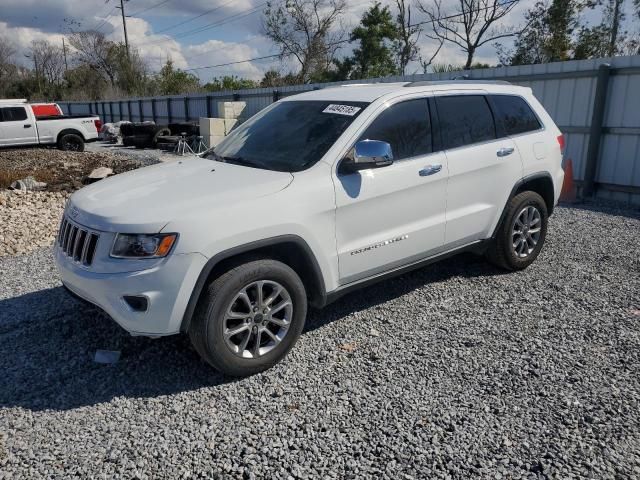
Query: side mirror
340,140,394,173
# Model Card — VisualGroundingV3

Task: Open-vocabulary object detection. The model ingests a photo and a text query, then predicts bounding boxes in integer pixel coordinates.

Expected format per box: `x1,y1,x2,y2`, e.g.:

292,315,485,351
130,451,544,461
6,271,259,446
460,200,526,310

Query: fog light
123,295,148,312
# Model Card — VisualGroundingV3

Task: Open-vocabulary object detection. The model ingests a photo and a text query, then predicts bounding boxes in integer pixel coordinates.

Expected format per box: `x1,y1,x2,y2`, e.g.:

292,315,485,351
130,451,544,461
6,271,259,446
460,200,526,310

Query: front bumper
55,247,208,336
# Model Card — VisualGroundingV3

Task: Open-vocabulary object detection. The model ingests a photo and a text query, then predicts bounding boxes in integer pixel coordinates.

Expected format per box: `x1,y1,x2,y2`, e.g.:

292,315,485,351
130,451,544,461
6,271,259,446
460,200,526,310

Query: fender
57,128,86,142
491,171,555,239
180,234,327,333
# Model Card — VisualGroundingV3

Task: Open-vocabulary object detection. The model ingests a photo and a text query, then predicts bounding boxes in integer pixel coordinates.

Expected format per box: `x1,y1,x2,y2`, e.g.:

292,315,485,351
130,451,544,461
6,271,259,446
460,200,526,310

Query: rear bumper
56,248,208,336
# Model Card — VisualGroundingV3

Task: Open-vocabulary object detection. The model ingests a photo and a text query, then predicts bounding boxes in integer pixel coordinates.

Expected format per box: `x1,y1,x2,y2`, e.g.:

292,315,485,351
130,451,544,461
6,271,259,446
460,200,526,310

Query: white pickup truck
0,99,100,151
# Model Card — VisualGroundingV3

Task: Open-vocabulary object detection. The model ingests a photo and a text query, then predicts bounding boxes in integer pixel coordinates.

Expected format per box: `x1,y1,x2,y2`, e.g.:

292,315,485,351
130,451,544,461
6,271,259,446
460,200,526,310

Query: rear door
0,106,37,146
434,93,523,246
333,96,448,284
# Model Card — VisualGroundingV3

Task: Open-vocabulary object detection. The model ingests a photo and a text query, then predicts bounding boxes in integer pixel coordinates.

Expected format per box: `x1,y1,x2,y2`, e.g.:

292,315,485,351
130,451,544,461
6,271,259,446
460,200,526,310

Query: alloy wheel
511,205,542,258
222,280,293,359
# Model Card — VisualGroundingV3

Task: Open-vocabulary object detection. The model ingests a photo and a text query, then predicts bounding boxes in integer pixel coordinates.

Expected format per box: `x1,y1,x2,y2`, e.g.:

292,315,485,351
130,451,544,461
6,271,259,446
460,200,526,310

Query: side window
358,98,432,160
491,95,541,136
435,95,496,149
0,107,27,122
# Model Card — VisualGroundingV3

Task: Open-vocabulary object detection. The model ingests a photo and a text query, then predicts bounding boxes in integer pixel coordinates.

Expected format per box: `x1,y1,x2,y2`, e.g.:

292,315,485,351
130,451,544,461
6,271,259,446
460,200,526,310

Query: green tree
155,60,200,95
203,76,258,91
497,0,581,65
340,3,399,79
574,0,627,58
259,69,300,87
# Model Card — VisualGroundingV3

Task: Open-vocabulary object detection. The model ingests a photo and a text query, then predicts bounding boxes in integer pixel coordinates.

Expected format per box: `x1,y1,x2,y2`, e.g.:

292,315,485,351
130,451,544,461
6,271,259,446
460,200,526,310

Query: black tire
58,133,84,152
169,122,199,136
189,259,307,376
151,128,171,146
486,191,548,271
123,134,152,148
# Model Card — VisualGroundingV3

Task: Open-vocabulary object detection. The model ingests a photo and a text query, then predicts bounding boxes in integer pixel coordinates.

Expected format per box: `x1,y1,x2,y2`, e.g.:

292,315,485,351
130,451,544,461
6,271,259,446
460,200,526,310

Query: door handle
419,164,442,176
497,147,514,157
23,124,31,128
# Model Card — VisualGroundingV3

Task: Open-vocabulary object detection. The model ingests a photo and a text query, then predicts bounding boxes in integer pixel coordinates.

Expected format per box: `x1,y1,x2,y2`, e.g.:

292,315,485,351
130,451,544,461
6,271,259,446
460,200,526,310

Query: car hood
68,157,294,233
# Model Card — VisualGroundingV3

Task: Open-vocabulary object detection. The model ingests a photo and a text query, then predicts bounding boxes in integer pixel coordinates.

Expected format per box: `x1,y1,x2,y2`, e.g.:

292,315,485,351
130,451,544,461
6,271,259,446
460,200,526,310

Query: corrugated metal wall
58,55,640,204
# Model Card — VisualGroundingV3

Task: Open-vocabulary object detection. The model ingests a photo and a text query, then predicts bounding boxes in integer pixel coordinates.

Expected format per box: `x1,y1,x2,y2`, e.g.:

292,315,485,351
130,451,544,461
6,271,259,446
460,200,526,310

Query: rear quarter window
490,95,542,136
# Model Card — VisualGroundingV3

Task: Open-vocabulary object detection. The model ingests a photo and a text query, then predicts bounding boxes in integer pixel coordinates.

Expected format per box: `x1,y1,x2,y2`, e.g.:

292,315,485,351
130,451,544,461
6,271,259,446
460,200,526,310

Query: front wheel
487,191,549,271
189,259,307,376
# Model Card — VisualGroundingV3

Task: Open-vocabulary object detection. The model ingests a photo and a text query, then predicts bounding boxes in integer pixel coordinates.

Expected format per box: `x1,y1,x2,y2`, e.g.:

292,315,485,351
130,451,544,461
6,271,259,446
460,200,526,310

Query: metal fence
58,55,640,205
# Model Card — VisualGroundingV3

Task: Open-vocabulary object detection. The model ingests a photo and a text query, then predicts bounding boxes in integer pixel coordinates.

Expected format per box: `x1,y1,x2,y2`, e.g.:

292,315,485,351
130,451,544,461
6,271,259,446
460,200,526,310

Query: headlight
110,233,177,259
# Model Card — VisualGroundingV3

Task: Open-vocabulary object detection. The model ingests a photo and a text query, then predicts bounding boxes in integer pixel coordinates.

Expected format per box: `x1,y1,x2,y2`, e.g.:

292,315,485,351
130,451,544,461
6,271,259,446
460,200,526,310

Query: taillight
557,134,565,154
94,119,102,132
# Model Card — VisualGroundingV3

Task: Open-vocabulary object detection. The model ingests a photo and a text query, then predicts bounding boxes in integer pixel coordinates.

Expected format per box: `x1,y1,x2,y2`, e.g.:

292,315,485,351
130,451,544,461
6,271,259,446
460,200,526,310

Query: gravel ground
0,191,68,257
0,147,161,258
1,202,639,479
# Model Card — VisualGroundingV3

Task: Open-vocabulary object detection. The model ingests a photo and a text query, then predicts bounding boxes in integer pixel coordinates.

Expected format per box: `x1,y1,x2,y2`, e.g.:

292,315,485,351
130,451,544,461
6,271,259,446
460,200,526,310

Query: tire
169,122,199,136
58,133,84,152
486,191,548,271
151,128,171,146
189,259,307,377
123,134,152,148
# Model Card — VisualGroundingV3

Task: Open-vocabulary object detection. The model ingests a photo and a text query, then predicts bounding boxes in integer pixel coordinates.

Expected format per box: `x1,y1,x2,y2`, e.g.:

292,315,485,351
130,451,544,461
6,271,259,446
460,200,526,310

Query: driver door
333,97,448,285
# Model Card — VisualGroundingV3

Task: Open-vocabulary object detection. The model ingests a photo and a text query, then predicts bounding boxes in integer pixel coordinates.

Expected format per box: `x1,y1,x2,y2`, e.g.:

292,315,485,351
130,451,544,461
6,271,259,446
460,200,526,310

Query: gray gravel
1,202,639,479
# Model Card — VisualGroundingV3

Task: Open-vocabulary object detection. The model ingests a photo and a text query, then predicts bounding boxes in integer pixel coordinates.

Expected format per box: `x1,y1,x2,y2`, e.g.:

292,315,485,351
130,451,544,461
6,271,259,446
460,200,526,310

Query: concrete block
217,101,246,119
205,135,226,148
199,117,238,136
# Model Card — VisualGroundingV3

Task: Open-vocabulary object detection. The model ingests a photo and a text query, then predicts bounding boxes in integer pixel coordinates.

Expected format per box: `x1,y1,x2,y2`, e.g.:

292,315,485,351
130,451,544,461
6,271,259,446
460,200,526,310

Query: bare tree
418,37,444,72
30,40,66,89
69,30,118,86
0,38,17,95
263,0,347,82
417,0,521,69
394,0,423,74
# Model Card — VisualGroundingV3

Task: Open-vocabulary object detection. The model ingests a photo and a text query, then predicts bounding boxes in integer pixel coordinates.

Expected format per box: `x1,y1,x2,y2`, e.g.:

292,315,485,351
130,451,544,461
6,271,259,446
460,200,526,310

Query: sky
0,0,634,82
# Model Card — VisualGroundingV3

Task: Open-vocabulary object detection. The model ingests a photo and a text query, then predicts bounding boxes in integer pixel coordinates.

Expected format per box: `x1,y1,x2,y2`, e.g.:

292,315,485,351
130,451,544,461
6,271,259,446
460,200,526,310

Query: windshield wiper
220,156,267,170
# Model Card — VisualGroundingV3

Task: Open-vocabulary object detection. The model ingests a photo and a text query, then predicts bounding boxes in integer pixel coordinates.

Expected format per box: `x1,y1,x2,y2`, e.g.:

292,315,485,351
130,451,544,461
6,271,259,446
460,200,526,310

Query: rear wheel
58,133,84,152
487,191,548,271
189,259,307,376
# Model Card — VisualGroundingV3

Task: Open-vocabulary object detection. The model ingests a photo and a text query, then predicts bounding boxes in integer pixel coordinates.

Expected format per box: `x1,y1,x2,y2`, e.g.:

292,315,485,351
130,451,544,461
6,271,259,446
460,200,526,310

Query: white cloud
103,16,188,70
0,21,65,66
183,38,265,80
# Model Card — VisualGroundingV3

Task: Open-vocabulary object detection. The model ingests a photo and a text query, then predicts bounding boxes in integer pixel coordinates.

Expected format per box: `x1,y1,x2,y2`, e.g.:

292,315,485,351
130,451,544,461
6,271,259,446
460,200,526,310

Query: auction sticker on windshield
323,104,361,116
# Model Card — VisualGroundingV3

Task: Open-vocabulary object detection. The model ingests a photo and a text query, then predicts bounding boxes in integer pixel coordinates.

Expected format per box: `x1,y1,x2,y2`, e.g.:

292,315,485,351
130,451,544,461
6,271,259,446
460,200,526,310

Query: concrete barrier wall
58,55,640,205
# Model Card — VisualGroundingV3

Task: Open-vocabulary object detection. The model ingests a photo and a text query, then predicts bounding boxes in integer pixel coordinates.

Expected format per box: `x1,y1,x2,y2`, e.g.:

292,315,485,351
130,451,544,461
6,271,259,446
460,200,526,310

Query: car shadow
0,253,504,412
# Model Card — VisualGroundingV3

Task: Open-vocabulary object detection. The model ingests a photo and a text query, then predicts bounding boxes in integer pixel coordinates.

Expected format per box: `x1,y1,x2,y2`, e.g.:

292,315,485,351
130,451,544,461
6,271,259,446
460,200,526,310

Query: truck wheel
58,133,84,152
189,259,307,376
486,191,548,271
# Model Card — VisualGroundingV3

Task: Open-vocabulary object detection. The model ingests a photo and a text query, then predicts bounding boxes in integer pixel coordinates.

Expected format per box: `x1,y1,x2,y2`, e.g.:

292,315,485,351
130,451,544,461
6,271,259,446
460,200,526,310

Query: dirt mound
0,147,148,192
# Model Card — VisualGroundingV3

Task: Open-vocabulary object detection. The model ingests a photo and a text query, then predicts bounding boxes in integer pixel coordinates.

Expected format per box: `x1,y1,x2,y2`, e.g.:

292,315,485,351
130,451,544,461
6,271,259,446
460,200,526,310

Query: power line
179,0,521,74
93,6,118,31
139,2,267,46
152,0,236,34
184,54,280,71
129,0,172,17
182,34,264,63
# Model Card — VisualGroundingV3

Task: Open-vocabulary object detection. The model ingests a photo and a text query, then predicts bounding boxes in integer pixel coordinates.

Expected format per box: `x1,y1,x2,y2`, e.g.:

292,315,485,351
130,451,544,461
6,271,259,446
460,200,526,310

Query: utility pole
116,0,130,60
62,38,68,72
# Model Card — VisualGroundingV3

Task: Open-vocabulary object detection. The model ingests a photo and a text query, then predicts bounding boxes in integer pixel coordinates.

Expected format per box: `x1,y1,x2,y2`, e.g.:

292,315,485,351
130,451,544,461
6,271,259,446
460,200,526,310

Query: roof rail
0,99,27,104
404,80,511,87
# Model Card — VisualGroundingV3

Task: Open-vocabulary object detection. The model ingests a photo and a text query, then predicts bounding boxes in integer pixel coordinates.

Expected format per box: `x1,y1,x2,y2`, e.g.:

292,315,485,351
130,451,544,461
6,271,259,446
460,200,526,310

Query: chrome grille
57,216,100,266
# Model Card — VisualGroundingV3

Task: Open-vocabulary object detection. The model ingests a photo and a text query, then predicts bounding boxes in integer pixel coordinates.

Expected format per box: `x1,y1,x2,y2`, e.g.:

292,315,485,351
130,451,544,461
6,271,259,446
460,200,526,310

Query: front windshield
205,100,369,172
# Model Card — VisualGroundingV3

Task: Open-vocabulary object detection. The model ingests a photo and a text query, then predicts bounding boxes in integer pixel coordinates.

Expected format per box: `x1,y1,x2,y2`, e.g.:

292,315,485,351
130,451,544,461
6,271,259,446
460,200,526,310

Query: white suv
56,81,564,376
